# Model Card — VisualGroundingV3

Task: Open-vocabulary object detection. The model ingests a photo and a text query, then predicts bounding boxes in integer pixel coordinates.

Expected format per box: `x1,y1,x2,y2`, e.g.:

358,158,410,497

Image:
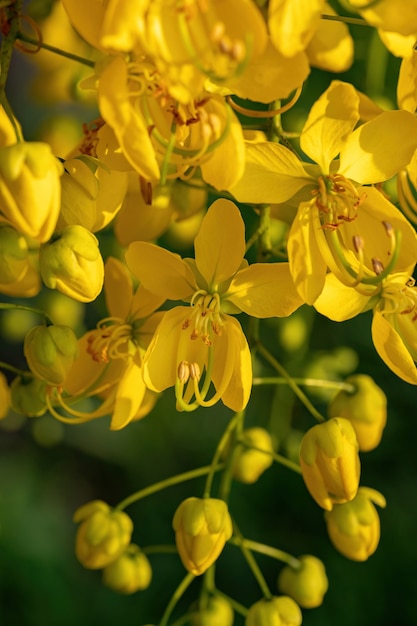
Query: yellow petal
61,0,106,50
314,273,371,321
397,51,417,112
358,0,417,37
98,56,160,181
300,81,360,172
268,0,324,57
125,241,197,300
339,110,417,183
371,310,417,384
287,201,328,304
229,40,310,103
226,262,304,317
229,141,313,204
104,257,133,320
194,199,245,288
307,4,354,73
110,353,146,430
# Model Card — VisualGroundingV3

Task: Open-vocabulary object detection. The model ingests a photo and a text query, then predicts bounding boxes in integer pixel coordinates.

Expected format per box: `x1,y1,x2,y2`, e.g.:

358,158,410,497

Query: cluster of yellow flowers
1,0,417,624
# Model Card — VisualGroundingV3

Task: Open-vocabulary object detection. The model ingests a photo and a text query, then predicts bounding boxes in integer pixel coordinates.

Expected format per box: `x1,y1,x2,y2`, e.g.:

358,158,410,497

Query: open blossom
125,198,303,412
315,270,417,385
62,257,164,429
230,80,417,304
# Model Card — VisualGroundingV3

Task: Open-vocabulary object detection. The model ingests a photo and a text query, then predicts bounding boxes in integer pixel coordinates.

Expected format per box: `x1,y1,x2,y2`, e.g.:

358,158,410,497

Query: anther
178,360,190,383
372,258,384,275
353,235,364,253
189,362,201,380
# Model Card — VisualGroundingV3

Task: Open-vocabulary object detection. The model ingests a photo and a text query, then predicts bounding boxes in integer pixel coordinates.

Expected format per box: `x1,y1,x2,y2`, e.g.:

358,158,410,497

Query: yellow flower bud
0,371,10,419
24,324,79,386
0,141,62,242
328,375,387,452
57,155,127,233
0,225,40,297
73,500,133,569
299,417,360,510
10,375,48,417
102,544,152,594
230,427,274,484
190,594,234,626
172,497,233,576
39,224,104,302
277,555,328,608
324,487,386,561
246,596,302,626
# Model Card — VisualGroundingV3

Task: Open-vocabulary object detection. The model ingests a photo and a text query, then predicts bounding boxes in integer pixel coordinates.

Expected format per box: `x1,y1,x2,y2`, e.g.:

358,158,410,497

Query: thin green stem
142,544,178,556
204,412,241,498
320,13,369,26
115,463,224,511
252,376,355,394
0,0,22,93
0,361,30,378
256,343,326,423
0,302,54,325
229,537,301,569
15,32,96,67
159,572,195,626
216,591,248,617
231,521,272,600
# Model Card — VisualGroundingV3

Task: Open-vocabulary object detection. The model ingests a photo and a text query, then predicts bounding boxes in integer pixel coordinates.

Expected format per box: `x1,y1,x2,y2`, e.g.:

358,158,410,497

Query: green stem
320,13,369,26
115,463,224,511
159,572,195,626
252,376,355,394
231,521,272,600
0,361,30,378
216,591,248,617
142,544,178,556
256,343,326,423
229,537,301,569
0,302,54,325
203,412,241,499
15,32,96,67
0,0,22,93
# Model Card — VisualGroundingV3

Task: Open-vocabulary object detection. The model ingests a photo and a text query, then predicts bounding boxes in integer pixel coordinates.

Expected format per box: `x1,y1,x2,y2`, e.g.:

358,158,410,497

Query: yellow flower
324,487,387,561
277,555,328,609
328,375,387,452
246,596,302,626
24,324,79,387
102,544,152,594
230,80,417,304
62,257,164,429
314,271,417,385
299,417,360,511
73,500,133,570
39,224,104,303
172,497,233,576
228,427,274,484
190,594,234,626
57,155,128,233
0,225,40,298
126,198,303,412
0,141,62,242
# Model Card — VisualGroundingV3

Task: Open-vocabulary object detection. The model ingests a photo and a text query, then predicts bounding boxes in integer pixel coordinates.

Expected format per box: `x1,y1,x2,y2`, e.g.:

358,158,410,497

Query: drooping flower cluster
1,0,417,624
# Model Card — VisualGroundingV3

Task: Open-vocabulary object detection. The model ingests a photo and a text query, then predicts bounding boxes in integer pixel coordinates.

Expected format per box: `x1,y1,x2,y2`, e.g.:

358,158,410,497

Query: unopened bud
24,324,79,386
102,544,152,594
277,555,328,608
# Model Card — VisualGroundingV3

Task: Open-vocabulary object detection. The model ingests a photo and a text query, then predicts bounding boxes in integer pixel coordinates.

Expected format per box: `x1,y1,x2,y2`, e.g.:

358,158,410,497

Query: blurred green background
2,4,417,626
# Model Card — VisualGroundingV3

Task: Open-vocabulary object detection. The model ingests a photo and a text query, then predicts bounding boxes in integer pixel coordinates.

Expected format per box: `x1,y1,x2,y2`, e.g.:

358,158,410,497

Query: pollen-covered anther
353,235,364,253
189,362,201,380
382,221,394,238
178,360,191,383
372,258,384,275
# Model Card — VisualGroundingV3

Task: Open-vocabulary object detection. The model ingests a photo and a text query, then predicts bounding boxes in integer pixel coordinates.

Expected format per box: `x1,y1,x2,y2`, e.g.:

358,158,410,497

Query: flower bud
230,427,274,484
190,594,234,626
277,555,328,608
0,225,40,297
299,417,360,510
246,596,302,626
324,487,386,561
102,544,152,594
39,224,104,302
73,500,133,569
328,375,387,451
24,324,79,386
0,141,62,242
172,497,233,576
10,375,48,417
57,155,127,233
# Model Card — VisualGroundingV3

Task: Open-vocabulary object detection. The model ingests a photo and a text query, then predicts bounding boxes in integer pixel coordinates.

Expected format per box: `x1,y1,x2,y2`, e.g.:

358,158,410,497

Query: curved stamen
226,86,303,118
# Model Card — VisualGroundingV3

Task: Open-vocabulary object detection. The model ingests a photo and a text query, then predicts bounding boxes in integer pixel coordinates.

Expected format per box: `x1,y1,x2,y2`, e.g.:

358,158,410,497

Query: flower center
182,289,224,345
313,174,364,229
380,276,417,320
87,318,134,363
